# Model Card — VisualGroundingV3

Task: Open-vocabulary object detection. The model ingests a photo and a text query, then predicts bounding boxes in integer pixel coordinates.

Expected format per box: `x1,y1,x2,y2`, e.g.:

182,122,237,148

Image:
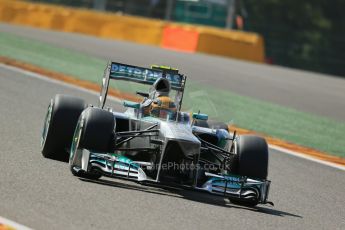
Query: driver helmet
150,96,177,119
151,78,171,97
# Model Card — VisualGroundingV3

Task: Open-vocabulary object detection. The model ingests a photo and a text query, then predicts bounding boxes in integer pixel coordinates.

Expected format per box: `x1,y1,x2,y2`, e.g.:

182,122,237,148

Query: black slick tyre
229,135,269,206
69,107,115,179
41,94,87,162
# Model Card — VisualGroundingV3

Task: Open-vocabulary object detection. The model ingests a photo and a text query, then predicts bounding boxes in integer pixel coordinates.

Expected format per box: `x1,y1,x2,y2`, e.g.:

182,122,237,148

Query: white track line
269,145,345,171
0,63,122,104
0,216,33,230
1,63,344,171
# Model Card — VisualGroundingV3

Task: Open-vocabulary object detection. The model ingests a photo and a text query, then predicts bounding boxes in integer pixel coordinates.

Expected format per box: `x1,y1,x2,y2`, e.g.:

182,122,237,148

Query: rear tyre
69,108,115,179
229,135,269,206
41,94,87,162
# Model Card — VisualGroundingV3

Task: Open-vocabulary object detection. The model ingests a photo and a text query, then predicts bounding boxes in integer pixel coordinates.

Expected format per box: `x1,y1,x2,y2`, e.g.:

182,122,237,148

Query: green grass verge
1,32,344,157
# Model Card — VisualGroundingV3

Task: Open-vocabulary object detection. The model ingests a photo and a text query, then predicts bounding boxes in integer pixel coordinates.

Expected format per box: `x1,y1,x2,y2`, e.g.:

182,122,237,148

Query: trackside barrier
0,0,265,62
197,27,265,62
161,24,199,52
0,0,164,45
161,23,265,62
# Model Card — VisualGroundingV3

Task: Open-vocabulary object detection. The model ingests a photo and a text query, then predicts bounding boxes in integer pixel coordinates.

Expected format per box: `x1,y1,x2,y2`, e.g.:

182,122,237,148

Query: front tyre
41,94,87,162
235,135,268,180
69,108,115,179
229,135,269,206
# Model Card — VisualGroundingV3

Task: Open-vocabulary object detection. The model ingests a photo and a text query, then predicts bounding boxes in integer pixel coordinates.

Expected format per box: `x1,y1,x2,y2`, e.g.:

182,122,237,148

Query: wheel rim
69,116,99,178
69,116,83,165
41,100,53,149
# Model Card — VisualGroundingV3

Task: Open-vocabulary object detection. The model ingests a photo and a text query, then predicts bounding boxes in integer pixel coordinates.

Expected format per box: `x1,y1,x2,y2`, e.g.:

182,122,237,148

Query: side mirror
123,101,140,109
192,113,208,121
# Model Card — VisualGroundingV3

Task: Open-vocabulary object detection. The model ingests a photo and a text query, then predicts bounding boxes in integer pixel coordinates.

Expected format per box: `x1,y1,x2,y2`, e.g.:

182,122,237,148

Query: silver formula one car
41,62,272,206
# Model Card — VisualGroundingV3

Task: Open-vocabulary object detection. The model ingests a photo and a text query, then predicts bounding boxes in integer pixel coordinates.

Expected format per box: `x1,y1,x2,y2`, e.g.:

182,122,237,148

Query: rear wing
99,62,187,109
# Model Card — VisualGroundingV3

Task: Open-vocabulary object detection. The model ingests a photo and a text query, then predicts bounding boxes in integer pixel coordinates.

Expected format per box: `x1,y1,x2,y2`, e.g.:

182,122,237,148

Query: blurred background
28,0,345,77
1,0,344,156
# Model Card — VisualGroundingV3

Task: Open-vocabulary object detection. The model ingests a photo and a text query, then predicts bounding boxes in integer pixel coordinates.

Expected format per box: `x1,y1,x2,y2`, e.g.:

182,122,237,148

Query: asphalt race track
0,65,344,230
1,23,345,122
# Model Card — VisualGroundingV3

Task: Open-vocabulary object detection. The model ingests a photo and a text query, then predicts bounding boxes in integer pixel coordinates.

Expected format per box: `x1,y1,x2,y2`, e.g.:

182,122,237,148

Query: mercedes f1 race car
41,62,272,206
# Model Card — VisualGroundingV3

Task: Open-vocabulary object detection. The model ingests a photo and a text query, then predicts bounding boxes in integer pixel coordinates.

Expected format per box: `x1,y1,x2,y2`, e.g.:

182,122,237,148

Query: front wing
77,151,271,205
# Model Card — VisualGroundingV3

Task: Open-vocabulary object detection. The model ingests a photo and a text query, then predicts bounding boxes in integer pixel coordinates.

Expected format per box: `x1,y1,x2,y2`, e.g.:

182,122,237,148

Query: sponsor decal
110,63,182,86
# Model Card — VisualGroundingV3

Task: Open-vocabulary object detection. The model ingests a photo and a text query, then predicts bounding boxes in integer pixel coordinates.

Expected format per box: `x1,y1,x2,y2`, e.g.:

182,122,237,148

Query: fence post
165,0,174,21
93,0,107,11
226,0,236,29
